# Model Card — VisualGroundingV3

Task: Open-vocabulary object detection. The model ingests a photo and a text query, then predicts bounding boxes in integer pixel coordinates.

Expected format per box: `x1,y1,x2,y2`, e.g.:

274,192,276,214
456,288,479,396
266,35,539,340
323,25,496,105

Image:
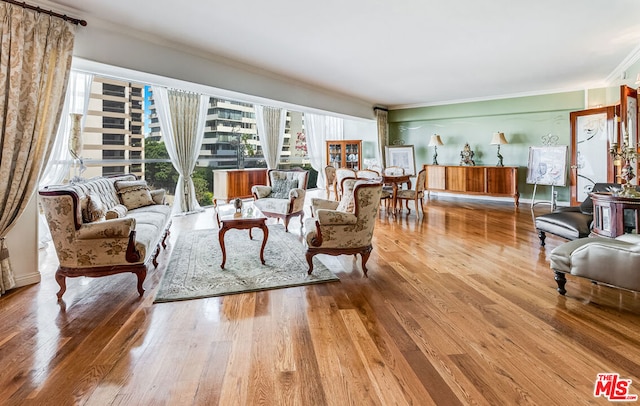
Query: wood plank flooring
2,191,640,405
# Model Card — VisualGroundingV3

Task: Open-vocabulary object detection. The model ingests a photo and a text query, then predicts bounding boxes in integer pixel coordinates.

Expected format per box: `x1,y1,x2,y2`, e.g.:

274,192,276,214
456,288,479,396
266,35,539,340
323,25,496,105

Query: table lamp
428,134,444,165
490,132,508,167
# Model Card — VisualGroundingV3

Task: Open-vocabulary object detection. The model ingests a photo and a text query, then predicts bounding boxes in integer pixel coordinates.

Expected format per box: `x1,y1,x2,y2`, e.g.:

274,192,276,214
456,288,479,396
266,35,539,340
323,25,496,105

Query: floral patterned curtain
375,108,389,167
0,4,76,295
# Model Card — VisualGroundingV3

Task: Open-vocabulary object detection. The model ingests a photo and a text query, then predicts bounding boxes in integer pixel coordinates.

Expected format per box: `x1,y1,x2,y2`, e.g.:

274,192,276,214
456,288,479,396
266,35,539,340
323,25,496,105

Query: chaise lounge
550,233,640,295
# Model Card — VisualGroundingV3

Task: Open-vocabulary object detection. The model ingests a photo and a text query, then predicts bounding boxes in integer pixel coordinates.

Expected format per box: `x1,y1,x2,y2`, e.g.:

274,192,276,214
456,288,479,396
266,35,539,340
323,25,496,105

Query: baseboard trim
13,272,41,288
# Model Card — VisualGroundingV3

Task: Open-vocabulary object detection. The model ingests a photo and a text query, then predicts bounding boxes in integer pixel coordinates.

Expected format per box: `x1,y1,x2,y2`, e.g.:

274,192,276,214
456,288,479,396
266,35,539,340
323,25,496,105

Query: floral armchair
251,168,308,232
304,180,383,275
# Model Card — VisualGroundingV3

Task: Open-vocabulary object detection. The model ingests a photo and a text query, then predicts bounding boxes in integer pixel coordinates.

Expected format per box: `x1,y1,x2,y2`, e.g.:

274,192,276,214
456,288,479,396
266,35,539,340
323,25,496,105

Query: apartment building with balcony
82,77,145,178
193,98,305,169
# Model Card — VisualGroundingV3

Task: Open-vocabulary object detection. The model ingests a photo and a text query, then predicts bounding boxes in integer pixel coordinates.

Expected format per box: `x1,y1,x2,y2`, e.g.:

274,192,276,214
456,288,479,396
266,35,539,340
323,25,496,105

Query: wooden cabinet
326,140,362,170
213,168,268,203
423,165,519,206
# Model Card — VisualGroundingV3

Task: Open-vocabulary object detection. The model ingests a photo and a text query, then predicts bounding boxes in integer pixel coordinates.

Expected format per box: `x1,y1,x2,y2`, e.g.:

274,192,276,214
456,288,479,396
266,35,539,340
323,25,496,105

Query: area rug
154,225,339,303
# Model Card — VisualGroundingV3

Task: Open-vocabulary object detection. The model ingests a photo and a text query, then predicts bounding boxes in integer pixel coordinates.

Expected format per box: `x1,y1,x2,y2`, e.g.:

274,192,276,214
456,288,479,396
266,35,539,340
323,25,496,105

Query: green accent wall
388,91,586,203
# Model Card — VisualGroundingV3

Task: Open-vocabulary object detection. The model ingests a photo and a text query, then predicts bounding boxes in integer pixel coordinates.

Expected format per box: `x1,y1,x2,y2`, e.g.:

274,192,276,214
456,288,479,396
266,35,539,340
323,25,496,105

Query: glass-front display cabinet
326,140,362,170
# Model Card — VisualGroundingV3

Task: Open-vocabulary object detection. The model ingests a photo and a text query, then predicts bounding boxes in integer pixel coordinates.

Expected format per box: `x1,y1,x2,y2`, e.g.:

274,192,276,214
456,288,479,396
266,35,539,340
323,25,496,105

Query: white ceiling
48,0,640,108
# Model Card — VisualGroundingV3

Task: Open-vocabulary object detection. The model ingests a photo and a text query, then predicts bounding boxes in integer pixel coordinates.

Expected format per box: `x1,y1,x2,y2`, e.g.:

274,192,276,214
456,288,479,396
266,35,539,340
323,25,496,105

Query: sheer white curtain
38,71,93,246
304,113,343,190
40,71,93,186
255,105,286,169
153,87,208,215
304,113,326,189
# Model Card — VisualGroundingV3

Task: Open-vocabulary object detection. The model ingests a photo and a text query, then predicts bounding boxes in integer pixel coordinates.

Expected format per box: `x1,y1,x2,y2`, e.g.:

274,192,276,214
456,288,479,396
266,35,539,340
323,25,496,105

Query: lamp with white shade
428,134,444,165
490,132,508,167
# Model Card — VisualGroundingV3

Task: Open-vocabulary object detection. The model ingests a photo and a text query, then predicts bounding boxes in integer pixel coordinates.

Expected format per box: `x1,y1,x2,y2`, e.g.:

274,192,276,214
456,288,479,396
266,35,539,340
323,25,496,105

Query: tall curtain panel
304,113,326,189
255,105,286,169
40,71,94,186
0,4,76,295
38,71,93,246
375,108,389,167
153,86,208,215
304,114,344,190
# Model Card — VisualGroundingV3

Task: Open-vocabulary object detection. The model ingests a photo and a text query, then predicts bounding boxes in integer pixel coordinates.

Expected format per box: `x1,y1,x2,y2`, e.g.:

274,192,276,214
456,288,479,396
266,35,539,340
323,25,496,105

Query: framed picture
385,145,416,176
526,146,568,186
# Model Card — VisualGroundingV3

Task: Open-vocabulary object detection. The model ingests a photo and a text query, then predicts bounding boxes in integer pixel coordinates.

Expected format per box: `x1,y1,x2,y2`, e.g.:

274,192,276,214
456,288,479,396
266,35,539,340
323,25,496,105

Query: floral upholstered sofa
39,175,172,299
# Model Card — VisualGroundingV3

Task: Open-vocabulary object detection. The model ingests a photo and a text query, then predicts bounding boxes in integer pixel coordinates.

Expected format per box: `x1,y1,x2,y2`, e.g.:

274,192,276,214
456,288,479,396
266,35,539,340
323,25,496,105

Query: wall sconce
490,132,508,167
428,134,444,165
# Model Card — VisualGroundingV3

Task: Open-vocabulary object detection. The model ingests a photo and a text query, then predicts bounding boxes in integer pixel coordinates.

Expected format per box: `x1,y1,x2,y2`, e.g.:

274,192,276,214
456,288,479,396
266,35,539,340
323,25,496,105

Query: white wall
72,20,376,120
6,194,40,288
343,118,380,167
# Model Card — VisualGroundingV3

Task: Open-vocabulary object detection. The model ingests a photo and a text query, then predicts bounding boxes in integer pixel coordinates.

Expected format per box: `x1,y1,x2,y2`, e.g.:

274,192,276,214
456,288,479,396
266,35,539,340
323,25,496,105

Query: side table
590,192,640,238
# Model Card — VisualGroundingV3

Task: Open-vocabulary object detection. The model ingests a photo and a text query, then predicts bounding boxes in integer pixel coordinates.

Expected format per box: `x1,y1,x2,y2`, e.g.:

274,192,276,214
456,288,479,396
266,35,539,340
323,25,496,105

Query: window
57,75,314,208
103,150,125,160
103,83,125,97
103,133,124,145
102,166,125,176
103,117,125,129
103,100,125,113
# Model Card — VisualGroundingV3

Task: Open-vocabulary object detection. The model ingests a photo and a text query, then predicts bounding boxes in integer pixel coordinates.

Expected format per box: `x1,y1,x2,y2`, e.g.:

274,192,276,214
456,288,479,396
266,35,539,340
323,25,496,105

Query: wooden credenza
213,168,268,203
423,165,519,206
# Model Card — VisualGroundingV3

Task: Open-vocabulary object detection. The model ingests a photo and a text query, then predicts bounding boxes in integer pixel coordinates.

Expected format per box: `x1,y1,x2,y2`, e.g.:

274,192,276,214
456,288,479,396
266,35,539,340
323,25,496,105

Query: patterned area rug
154,225,339,303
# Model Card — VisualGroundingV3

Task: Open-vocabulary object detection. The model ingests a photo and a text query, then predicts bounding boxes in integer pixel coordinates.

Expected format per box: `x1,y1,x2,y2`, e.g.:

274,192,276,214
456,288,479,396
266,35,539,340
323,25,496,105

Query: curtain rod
3,0,87,26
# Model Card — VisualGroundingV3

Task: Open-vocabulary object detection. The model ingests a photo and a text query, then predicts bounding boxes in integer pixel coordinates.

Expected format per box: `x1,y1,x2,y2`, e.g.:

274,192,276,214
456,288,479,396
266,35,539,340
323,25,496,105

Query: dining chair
383,166,405,176
357,169,390,211
324,165,337,199
395,168,427,216
356,169,381,180
335,168,357,200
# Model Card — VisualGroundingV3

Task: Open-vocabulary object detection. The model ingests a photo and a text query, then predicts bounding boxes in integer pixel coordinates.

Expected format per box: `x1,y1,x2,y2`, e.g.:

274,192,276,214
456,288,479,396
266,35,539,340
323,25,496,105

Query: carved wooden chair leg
554,271,567,295
55,270,67,300
360,246,373,276
135,266,146,296
538,231,546,247
306,251,315,275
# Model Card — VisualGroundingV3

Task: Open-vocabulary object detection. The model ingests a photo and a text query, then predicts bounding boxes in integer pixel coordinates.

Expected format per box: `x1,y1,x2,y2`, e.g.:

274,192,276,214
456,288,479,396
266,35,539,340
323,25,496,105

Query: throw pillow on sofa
105,204,128,220
81,193,107,223
115,180,155,210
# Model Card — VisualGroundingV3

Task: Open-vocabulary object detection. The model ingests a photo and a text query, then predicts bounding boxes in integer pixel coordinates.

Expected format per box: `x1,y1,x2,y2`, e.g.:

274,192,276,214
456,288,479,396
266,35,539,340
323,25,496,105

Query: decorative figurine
233,198,243,213
460,143,476,166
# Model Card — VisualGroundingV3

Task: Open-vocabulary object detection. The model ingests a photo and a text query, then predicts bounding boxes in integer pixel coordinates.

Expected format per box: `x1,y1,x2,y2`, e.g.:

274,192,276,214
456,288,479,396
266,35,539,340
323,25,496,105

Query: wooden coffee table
214,201,269,269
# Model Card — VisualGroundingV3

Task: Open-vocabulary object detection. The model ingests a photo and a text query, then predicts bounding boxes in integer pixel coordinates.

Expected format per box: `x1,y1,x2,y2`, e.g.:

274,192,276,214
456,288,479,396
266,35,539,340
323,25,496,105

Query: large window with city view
76,75,310,206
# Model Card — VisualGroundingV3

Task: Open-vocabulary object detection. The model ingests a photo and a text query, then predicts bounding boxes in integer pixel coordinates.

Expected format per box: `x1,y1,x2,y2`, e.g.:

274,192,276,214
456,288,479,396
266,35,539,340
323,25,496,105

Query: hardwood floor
2,191,640,405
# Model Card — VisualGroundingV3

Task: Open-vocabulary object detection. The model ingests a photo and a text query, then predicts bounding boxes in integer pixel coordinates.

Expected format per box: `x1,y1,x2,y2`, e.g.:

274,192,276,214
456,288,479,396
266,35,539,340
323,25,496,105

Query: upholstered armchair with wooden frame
395,168,427,215
304,180,383,275
252,168,308,232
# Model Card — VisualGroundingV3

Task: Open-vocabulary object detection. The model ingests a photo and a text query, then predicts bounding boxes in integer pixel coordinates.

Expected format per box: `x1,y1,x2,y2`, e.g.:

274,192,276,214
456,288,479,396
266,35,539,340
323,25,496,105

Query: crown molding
388,85,603,110
605,42,640,84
